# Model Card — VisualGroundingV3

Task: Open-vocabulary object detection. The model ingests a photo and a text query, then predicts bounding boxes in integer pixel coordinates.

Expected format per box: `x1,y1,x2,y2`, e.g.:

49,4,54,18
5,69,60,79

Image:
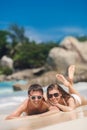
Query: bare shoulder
68,97,75,102
23,98,29,104
18,98,29,110
67,97,76,108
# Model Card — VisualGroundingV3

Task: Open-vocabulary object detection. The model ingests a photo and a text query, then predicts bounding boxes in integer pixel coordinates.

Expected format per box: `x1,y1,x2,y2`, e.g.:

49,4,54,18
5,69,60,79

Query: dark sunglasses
48,93,59,98
30,95,43,100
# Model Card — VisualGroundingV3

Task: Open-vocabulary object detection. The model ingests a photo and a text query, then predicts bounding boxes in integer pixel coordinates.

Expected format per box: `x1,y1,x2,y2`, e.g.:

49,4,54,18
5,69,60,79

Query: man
6,84,51,120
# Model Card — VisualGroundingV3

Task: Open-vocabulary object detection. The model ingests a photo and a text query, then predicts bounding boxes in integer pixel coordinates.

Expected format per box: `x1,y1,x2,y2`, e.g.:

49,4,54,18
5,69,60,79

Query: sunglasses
48,93,59,98
30,95,43,100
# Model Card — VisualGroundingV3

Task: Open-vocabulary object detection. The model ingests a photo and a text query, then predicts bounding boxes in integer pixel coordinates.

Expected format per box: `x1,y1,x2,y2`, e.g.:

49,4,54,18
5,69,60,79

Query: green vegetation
76,36,87,42
0,24,59,71
0,24,87,73
0,66,13,75
0,30,10,58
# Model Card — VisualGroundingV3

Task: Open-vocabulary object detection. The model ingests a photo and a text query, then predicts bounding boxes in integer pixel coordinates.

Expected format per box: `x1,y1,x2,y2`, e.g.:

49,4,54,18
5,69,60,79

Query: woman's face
48,88,62,104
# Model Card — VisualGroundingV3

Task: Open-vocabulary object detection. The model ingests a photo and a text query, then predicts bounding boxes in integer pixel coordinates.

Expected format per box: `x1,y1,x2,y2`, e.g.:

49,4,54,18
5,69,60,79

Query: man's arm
5,99,28,120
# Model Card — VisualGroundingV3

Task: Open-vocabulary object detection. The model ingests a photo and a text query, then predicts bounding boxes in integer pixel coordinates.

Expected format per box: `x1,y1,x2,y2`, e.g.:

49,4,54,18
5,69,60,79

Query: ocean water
0,81,87,115
0,80,28,115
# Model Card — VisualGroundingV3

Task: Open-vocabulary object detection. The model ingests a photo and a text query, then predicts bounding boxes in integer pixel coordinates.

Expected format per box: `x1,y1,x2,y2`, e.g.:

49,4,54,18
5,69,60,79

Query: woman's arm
54,98,76,112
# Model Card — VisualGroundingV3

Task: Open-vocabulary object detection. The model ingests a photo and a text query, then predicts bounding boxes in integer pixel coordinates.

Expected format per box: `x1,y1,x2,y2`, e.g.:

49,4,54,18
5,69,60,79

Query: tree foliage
13,42,58,69
0,30,10,58
9,24,29,45
0,24,87,70
76,36,87,42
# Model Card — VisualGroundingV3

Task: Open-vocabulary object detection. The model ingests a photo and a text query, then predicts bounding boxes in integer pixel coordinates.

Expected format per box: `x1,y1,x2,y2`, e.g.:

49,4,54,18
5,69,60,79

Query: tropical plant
0,30,10,58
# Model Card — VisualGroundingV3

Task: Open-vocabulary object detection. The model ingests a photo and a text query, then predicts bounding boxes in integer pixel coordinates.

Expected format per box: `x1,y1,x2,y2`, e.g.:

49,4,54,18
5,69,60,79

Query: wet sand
39,117,87,130
0,105,87,130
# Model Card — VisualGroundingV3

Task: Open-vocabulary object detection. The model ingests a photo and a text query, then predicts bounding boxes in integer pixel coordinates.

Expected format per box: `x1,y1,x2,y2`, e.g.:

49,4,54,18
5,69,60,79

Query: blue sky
0,0,87,42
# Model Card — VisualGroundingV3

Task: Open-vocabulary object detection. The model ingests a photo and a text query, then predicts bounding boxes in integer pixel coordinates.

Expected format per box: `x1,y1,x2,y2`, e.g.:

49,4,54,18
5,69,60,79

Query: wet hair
47,83,71,101
28,84,43,95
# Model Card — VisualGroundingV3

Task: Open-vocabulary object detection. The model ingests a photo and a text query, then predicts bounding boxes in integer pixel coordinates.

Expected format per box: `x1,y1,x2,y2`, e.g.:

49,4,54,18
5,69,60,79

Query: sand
39,117,87,130
0,105,87,130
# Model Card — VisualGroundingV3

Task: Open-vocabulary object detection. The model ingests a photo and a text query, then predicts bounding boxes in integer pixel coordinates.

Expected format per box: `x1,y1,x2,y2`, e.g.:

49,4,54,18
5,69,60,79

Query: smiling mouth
52,99,58,103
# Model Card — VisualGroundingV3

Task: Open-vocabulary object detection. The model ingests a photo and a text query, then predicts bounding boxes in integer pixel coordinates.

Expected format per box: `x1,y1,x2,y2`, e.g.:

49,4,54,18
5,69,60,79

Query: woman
47,65,87,112
56,65,87,106
47,83,76,112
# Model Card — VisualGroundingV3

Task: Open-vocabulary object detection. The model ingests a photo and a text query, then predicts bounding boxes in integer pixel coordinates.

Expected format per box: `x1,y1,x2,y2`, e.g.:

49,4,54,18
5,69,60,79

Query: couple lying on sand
6,65,87,120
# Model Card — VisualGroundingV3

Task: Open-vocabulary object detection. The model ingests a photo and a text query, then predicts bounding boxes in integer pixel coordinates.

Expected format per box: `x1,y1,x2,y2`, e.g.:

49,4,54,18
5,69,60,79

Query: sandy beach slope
39,117,87,130
0,105,87,130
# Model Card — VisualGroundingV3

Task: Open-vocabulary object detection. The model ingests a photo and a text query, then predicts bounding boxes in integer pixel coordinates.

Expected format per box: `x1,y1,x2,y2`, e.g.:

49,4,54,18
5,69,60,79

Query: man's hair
28,84,43,95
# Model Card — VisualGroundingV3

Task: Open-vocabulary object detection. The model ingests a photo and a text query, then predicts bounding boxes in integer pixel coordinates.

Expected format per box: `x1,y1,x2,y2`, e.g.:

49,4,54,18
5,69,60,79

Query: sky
0,0,87,43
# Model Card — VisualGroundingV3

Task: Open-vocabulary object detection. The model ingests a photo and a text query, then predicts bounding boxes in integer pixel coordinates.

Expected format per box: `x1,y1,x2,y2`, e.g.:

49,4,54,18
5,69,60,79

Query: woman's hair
28,84,43,95
47,83,71,101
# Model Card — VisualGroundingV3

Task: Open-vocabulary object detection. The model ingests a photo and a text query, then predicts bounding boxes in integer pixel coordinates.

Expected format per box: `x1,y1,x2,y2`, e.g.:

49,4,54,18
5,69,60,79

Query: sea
0,80,28,115
0,80,87,116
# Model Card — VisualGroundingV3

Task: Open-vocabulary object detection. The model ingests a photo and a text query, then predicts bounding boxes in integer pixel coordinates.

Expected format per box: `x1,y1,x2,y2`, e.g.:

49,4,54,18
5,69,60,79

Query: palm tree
9,24,29,46
8,24,29,56
0,30,10,58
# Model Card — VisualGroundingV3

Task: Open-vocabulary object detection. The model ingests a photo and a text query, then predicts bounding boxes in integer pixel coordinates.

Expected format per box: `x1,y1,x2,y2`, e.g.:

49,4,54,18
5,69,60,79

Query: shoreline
1,105,87,130
39,117,87,130
0,82,87,130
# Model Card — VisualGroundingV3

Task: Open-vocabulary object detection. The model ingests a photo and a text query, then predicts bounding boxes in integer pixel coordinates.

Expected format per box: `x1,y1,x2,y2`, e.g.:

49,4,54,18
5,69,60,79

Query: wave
0,91,27,114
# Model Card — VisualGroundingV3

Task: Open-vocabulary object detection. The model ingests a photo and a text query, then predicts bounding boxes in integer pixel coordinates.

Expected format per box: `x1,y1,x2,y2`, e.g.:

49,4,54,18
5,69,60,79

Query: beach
0,105,87,130
0,82,87,130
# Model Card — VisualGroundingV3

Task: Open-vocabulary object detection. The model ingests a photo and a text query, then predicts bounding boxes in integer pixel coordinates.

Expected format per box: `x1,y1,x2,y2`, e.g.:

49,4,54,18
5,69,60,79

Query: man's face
29,91,43,107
